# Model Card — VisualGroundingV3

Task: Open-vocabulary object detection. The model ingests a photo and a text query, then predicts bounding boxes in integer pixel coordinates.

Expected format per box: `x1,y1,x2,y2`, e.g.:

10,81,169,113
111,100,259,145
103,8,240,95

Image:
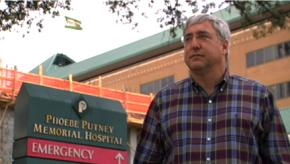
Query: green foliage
105,0,290,38
229,1,290,38
0,0,71,35
0,0,289,38
105,0,219,37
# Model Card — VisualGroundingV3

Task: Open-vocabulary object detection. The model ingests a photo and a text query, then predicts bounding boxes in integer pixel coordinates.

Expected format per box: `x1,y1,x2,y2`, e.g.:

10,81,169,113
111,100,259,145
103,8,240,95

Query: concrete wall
128,127,139,164
0,107,14,164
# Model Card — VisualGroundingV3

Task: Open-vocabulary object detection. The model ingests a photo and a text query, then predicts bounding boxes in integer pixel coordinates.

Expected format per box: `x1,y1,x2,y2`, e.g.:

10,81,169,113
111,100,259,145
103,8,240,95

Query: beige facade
89,50,187,92
230,27,290,108
86,27,290,110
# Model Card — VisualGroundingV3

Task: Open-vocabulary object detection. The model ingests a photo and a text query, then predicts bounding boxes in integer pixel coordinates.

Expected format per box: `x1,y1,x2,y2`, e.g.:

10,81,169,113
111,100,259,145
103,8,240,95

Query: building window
268,81,290,100
246,40,290,67
288,82,290,97
264,46,277,62
285,41,290,56
140,76,175,95
247,52,255,67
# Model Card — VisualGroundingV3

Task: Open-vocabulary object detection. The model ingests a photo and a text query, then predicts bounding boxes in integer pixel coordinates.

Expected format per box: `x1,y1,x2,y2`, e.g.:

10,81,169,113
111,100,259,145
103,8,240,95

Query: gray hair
183,14,231,63
183,14,231,44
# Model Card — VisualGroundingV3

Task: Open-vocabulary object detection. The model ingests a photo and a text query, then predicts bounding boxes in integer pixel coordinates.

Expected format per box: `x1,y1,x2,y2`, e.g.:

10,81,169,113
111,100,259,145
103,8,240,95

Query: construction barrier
0,68,151,116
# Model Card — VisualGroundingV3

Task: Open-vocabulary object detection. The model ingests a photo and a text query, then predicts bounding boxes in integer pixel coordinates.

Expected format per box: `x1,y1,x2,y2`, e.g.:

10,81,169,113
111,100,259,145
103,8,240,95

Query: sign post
13,83,128,164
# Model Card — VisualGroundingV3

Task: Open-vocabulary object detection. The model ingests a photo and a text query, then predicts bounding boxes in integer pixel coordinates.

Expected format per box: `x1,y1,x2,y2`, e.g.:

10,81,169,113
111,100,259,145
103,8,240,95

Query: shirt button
208,99,212,103
206,157,211,161
220,88,223,92
208,118,212,122
207,137,211,141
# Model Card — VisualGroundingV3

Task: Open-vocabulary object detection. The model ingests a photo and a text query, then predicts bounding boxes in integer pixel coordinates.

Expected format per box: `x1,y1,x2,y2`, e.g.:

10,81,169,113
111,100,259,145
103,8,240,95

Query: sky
0,0,227,73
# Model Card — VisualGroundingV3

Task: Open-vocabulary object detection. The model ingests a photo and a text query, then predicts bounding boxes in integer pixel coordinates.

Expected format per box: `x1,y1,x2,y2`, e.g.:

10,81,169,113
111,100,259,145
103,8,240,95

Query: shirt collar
190,68,230,94
219,68,230,91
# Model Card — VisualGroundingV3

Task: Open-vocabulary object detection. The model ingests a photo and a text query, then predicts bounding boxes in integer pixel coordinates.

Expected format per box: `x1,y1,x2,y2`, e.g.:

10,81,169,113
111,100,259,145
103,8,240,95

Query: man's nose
189,37,201,50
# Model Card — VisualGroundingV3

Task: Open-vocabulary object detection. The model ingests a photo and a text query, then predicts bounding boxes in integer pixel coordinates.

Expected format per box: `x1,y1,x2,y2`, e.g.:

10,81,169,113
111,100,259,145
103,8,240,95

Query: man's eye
184,36,192,42
197,33,210,39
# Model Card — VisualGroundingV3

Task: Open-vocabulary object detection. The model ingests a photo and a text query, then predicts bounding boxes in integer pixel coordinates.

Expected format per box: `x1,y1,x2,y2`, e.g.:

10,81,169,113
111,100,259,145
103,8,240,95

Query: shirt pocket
233,108,260,136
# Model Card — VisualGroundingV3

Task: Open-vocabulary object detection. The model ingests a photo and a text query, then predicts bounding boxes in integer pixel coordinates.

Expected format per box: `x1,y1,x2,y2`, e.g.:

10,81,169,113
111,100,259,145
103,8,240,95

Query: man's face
183,21,228,73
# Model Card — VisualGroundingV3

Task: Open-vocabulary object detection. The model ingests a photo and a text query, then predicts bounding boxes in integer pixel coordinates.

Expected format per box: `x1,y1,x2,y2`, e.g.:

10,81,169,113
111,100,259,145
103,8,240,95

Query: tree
0,0,71,36
0,0,289,38
105,0,290,38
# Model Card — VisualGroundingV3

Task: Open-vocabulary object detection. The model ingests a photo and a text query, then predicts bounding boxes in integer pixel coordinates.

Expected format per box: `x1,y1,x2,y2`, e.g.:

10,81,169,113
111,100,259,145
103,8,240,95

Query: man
134,14,290,163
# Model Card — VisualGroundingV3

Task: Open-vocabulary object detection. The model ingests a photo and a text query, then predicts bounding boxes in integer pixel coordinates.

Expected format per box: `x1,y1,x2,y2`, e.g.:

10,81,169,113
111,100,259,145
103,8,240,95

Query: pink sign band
27,138,128,164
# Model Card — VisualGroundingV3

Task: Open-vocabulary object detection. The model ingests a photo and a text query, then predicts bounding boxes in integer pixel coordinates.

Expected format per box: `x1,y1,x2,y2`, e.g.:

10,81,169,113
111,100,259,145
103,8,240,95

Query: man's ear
222,40,229,55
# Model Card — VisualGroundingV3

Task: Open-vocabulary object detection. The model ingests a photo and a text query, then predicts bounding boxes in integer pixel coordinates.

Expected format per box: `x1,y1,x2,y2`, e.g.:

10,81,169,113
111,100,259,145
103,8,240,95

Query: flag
65,16,82,30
